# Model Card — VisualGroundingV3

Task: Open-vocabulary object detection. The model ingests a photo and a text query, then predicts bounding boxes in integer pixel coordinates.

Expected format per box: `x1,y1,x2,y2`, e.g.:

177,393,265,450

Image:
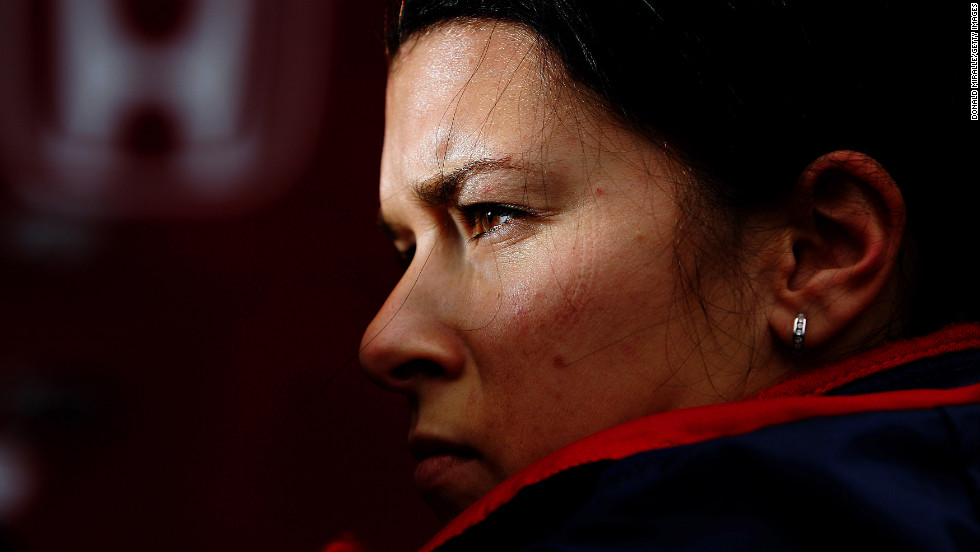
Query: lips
408,436,478,494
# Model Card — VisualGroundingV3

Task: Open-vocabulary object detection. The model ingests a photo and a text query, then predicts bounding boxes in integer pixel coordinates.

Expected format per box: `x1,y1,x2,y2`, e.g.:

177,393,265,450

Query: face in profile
359,22,774,520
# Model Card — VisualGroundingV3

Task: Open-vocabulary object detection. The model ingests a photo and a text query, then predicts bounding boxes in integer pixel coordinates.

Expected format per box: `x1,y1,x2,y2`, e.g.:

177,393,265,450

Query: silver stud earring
792,313,807,351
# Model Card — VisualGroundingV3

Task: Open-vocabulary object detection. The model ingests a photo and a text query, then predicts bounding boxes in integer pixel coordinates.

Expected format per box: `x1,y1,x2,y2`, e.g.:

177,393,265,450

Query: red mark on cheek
553,355,567,368
512,303,532,324
594,187,603,195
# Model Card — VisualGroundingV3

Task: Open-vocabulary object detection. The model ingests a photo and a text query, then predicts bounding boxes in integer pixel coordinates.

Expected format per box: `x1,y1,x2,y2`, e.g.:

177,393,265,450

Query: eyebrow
377,156,520,241
411,157,517,208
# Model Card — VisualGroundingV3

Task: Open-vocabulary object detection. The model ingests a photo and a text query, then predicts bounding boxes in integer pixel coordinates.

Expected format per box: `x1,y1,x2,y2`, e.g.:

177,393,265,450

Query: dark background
0,1,441,550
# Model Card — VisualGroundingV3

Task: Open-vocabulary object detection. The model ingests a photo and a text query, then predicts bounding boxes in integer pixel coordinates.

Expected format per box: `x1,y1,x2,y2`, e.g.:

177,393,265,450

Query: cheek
489,229,676,364
466,212,683,476
489,254,593,360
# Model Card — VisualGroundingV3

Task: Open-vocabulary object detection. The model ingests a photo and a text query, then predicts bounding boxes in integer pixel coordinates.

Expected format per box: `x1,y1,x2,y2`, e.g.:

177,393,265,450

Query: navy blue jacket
420,325,980,552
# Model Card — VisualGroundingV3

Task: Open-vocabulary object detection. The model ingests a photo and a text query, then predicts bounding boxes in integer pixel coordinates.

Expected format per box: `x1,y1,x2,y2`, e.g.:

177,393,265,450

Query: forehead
389,21,543,96
388,20,545,115
382,22,554,190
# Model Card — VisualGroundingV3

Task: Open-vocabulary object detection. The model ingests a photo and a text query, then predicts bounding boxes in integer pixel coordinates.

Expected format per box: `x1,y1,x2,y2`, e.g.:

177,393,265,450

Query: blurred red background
0,1,440,550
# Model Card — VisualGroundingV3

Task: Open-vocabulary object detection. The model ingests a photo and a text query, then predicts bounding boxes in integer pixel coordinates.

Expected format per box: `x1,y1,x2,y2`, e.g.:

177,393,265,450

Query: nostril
391,359,446,381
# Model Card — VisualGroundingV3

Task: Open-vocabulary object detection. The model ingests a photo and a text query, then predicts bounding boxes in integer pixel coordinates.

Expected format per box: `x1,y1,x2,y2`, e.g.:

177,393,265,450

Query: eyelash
391,203,530,269
457,203,529,242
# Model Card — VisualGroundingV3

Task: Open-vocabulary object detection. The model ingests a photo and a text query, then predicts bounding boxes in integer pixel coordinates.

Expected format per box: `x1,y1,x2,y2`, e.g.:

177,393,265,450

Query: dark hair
385,0,976,339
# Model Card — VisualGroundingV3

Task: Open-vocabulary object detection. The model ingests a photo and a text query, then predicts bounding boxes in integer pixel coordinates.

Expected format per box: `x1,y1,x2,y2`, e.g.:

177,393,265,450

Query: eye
459,203,527,241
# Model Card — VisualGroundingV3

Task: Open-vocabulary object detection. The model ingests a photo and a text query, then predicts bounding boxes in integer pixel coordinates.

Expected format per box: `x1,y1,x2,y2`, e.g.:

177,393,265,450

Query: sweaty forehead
389,20,543,105
383,22,550,173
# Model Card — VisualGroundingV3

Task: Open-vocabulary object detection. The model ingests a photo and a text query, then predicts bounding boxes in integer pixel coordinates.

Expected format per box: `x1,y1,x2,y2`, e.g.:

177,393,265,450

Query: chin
419,479,493,524
420,491,468,524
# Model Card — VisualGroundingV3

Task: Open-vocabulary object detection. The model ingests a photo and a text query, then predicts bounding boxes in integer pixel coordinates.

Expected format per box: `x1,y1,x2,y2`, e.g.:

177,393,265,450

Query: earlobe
768,150,905,351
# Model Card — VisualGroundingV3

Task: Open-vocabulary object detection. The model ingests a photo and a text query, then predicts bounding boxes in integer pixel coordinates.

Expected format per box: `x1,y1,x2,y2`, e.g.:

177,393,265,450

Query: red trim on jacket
753,323,980,399
419,324,980,552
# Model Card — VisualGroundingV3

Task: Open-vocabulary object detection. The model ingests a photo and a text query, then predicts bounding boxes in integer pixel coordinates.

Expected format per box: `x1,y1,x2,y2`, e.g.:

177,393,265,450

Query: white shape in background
0,438,36,523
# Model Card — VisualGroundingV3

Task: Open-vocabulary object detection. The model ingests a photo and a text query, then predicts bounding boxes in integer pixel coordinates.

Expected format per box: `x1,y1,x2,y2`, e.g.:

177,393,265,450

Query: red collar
753,322,980,398
420,323,980,552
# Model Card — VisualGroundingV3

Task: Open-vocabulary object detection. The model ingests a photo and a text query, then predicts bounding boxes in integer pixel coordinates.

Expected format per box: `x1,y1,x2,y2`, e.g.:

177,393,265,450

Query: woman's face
360,22,769,520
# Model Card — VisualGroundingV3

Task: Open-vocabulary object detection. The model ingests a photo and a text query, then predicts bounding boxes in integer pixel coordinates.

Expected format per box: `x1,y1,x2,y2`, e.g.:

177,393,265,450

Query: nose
359,256,467,393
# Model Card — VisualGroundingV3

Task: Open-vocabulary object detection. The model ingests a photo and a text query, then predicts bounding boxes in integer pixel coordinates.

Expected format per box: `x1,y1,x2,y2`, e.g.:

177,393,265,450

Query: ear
767,150,905,350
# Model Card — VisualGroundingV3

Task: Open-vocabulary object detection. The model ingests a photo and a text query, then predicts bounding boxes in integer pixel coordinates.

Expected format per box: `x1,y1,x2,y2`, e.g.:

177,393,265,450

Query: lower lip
413,453,475,493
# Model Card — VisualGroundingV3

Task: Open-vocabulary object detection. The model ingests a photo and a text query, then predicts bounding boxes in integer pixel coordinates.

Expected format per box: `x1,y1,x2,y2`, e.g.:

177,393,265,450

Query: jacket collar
420,323,980,552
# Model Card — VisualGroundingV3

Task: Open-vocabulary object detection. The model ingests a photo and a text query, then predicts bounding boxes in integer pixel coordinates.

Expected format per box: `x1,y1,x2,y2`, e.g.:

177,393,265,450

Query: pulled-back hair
385,0,976,339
